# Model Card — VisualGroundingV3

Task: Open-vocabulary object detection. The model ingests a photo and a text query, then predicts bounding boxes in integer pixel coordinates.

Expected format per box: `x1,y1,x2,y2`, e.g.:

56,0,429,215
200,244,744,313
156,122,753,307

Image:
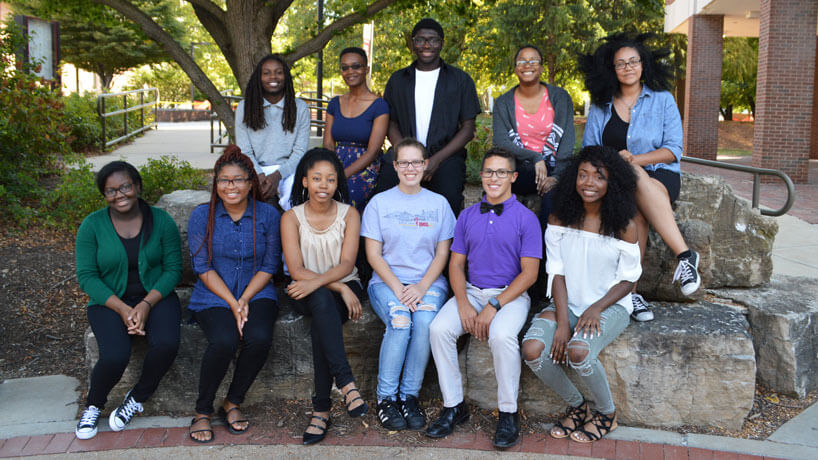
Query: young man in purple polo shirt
426,147,541,448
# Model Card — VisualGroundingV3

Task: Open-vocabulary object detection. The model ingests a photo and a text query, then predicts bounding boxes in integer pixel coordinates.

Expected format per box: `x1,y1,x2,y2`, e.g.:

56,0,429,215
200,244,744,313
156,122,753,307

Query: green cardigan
75,203,182,307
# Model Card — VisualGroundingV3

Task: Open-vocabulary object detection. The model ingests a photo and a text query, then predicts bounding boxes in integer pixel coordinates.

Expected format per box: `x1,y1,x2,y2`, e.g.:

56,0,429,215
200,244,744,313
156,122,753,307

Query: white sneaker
109,392,143,431
630,294,654,322
75,405,101,440
673,250,701,296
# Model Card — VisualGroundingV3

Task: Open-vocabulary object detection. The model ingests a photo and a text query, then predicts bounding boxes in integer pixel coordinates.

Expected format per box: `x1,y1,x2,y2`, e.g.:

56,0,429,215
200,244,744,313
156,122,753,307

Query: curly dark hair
289,148,350,207
242,54,297,132
552,145,637,237
195,145,264,270
579,32,674,106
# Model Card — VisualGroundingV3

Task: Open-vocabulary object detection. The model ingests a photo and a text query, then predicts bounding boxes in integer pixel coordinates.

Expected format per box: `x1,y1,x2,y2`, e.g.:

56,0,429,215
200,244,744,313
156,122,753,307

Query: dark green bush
63,93,102,152
139,156,209,203
45,161,104,229
466,114,493,184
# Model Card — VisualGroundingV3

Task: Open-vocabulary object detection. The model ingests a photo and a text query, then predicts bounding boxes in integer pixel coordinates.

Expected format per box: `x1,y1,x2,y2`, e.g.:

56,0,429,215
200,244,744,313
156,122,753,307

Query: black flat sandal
570,410,617,443
550,400,589,439
343,387,369,418
189,416,214,444
218,406,249,435
302,414,332,445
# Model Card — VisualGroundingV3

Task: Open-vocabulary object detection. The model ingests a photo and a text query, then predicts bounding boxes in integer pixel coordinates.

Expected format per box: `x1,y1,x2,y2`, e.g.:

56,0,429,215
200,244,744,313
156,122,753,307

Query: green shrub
45,161,104,230
63,93,103,152
140,156,209,203
466,114,493,184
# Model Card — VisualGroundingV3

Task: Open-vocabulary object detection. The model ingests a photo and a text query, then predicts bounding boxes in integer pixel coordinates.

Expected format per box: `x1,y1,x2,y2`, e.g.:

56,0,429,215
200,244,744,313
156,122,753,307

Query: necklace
618,94,638,112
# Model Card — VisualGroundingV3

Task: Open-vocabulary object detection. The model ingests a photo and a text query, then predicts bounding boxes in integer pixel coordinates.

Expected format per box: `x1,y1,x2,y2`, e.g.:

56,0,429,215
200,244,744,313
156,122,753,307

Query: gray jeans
522,303,629,414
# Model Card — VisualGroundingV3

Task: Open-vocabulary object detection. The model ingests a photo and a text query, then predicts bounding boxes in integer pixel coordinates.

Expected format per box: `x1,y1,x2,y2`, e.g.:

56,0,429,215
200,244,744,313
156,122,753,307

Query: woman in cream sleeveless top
280,148,369,446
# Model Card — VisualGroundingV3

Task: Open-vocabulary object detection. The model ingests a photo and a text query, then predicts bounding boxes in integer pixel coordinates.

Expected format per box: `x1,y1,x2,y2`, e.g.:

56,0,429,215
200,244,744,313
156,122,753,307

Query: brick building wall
683,14,723,160
753,0,817,183
812,36,818,161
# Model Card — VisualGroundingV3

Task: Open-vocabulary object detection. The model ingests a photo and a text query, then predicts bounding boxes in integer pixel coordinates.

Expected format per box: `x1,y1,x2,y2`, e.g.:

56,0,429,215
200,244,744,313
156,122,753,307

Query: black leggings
193,298,278,415
291,280,363,412
512,159,554,232
86,293,181,409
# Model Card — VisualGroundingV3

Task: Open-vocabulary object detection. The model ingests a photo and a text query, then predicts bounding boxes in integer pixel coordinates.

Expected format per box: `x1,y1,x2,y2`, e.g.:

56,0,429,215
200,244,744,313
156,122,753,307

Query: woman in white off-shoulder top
522,145,641,444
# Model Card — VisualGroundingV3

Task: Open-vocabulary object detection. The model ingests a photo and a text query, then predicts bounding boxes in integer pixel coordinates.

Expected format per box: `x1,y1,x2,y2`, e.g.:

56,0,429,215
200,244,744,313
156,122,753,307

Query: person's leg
278,174,295,211
428,295,468,407
632,165,687,255
567,304,630,442
521,308,583,407
368,283,411,402
427,155,466,215
131,293,181,403
86,305,132,409
399,286,447,400
224,298,278,409
485,291,529,414
193,307,240,416
512,160,538,196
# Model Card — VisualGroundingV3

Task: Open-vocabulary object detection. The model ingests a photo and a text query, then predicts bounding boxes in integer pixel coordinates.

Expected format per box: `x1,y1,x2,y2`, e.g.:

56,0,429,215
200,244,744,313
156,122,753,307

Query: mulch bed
1,225,814,441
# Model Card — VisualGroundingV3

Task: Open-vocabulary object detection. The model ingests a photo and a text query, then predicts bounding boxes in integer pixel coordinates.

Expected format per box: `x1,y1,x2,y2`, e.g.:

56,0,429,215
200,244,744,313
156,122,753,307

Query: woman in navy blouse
186,146,282,443
323,47,389,212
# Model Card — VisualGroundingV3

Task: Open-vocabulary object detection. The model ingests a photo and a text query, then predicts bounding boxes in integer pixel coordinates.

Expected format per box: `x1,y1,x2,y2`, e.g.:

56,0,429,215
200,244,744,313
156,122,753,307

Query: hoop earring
302,188,309,202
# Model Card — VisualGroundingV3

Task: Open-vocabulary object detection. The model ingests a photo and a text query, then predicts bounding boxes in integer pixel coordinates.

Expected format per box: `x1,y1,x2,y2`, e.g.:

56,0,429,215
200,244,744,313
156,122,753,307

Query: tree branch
184,0,224,21
93,0,234,132
284,0,396,64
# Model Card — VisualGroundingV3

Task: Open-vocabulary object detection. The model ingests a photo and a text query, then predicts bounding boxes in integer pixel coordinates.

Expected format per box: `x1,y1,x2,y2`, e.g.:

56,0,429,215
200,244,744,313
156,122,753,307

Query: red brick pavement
0,427,790,459
683,157,818,224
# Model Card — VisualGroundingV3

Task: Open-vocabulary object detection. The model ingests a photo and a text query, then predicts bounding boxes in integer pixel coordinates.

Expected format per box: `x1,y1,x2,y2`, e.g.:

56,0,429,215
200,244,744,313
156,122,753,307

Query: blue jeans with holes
522,303,629,414
368,282,447,401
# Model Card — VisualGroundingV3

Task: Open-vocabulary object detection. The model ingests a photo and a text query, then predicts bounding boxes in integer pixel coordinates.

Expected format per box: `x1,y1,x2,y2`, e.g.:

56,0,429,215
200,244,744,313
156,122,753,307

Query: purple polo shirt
451,195,542,289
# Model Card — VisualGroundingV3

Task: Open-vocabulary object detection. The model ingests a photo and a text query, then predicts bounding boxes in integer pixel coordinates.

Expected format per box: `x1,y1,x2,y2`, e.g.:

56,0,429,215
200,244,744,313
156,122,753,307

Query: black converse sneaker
673,250,701,296
630,293,654,322
377,399,407,431
75,405,101,440
400,395,427,430
109,391,143,431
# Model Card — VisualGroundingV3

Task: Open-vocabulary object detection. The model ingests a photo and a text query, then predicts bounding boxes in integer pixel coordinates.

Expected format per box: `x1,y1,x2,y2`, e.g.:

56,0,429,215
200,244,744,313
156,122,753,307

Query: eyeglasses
396,160,425,169
614,58,642,71
103,183,134,197
216,178,250,186
515,59,541,67
480,169,514,178
412,36,442,47
340,63,364,72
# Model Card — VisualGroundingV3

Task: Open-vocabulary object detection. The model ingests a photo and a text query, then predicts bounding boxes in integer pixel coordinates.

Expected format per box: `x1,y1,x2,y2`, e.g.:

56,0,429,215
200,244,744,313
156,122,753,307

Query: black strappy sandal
343,387,369,418
189,416,214,444
550,400,589,439
570,410,617,443
217,406,249,435
302,414,332,445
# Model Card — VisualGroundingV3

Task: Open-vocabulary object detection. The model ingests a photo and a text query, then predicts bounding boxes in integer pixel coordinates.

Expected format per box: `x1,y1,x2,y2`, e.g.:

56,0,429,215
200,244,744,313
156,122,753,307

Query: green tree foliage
10,0,185,89
0,20,77,224
721,37,757,120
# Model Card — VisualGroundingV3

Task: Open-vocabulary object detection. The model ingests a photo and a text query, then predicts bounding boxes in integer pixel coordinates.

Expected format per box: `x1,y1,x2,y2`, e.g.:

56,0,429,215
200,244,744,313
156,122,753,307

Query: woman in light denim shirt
579,33,701,321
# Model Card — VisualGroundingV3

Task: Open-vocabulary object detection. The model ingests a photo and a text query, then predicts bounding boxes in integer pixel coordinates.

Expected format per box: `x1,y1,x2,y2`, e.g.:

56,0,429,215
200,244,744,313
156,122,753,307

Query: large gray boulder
711,275,818,398
85,294,384,413
155,190,211,286
464,301,756,430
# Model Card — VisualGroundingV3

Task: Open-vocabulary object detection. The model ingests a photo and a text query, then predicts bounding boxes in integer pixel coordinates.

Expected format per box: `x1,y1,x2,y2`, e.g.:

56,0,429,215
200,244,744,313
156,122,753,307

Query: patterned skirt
336,141,381,212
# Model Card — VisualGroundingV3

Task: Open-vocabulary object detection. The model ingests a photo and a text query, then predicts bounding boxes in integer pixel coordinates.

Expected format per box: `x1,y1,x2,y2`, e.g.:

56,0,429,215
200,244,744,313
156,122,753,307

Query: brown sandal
570,410,617,443
550,400,589,439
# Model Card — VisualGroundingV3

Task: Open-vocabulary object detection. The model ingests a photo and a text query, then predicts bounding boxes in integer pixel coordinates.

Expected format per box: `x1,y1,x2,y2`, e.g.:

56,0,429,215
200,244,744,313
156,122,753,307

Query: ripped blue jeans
522,304,629,414
368,282,447,401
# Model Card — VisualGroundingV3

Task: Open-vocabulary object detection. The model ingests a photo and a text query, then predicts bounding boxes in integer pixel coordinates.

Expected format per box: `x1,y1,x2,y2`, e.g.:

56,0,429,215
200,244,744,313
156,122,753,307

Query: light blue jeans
368,282,447,401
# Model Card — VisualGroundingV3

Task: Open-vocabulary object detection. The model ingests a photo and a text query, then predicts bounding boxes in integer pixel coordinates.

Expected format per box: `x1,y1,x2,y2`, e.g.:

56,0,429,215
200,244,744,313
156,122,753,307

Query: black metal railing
97,88,158,150
681,156,795,217
209,93,329,153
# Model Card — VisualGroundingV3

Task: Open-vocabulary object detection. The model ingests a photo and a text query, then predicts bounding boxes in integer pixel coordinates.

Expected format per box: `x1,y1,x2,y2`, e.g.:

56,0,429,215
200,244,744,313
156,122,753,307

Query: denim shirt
582,86,683,174
187,198,281,311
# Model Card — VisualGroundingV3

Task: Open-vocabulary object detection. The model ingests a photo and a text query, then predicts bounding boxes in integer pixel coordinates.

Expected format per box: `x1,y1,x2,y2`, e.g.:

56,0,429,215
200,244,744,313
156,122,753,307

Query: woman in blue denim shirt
580,33,701,321
186,146,281,443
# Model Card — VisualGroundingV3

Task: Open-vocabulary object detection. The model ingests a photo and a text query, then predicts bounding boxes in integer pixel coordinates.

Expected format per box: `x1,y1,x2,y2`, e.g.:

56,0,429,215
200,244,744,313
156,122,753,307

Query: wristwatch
488,297,501,310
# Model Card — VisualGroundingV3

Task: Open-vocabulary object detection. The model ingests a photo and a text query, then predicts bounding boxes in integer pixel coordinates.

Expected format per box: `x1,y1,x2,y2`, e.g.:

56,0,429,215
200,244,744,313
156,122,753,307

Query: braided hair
195,144,264,270
242,54,298,133
289,148,350,208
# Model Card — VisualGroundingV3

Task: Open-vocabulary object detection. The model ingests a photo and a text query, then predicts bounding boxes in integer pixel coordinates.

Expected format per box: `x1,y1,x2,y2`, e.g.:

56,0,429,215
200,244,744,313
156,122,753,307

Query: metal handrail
209,94,328,153
97,88,159,150
681,156,795,217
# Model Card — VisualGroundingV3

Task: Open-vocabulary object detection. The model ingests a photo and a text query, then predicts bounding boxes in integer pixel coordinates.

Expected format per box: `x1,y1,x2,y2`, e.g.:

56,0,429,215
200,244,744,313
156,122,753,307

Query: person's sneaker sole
631,310,654,322
75,426,97,440
680,278,701,296
109,411,126,431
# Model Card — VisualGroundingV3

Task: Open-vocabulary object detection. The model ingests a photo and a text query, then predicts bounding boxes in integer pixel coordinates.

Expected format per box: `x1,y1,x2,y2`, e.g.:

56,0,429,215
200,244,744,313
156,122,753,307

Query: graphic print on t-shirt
384,209,439,228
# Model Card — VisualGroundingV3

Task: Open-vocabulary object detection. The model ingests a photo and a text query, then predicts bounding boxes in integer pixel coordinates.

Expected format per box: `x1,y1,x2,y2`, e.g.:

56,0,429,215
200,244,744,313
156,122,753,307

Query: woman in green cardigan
74,161,182,440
